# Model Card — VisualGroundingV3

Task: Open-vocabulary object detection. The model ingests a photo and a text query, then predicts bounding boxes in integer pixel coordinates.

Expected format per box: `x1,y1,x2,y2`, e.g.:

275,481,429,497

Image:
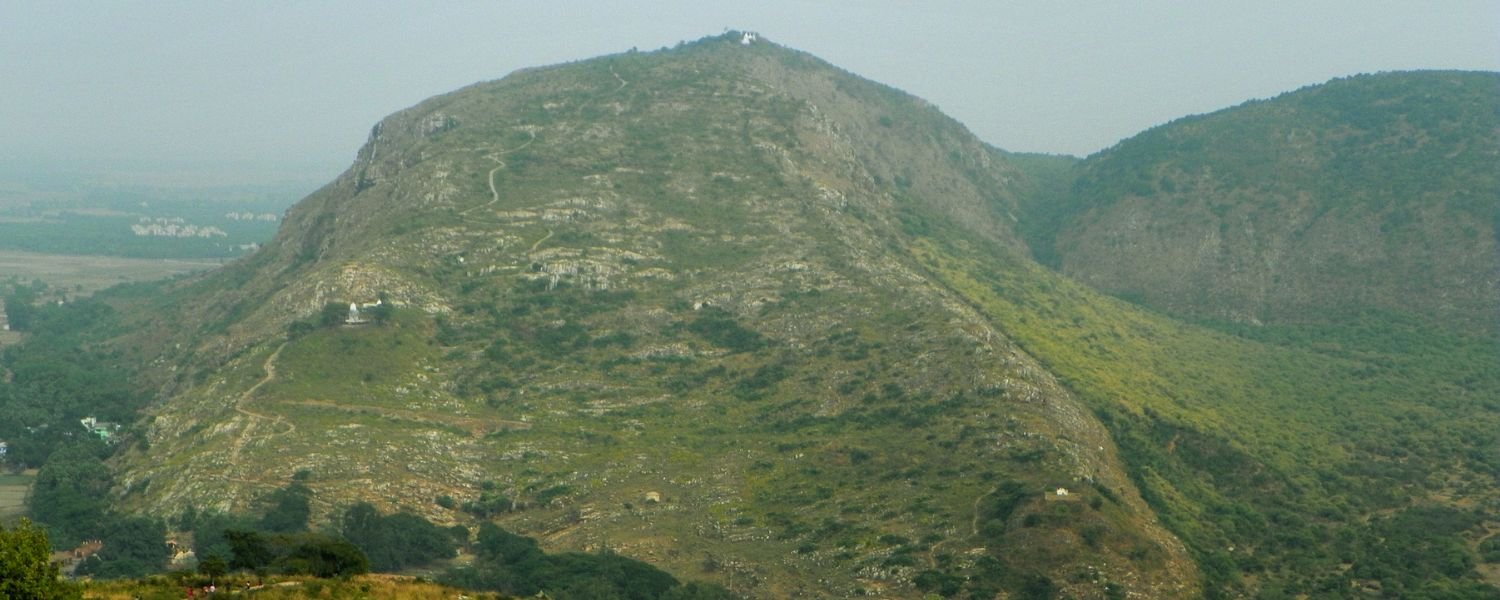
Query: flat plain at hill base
0,250,220,295
0,473,33,517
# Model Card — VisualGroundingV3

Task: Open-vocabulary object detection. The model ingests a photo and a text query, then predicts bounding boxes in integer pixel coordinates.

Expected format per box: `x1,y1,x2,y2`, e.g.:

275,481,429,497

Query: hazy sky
3,1,1497,183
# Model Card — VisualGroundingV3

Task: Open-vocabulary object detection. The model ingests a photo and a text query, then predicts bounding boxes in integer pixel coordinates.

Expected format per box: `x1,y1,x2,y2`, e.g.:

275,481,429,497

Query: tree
279,536,369,578
3,289,39,331
367,302,394,324
476,522,542,565
0,519,81,600
320,302,348,327
28,444,113,548
73,516,168,579
257,482,312,533
338,502,456,572
198,554,228,581
225,529,274,571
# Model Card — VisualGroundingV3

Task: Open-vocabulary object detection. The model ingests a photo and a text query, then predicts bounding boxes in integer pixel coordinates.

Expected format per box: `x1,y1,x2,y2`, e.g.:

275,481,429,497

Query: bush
256,482,312,533
338,502,457,571
0,519,80,599
224,529,368,578
687,311,765,353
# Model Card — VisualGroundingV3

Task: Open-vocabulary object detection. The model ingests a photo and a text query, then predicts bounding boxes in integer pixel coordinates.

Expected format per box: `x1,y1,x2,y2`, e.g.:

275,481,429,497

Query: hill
1000,70,1500,597
97,33,1195,598
1035,71,1500,334
9,40,1494,599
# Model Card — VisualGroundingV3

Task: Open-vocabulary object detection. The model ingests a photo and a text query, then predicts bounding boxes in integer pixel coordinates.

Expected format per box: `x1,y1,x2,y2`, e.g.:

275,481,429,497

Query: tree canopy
0,518,82,600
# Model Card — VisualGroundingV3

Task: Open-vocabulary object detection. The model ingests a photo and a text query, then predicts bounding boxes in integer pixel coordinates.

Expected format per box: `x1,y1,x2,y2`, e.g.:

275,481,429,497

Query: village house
80,417,121,443
50,540,104,574
166,536,197,567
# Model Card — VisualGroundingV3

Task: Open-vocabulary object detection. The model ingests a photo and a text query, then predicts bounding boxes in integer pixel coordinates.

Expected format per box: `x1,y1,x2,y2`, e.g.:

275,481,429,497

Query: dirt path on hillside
969,484,995,538
227,342,296,466
460,129,537,217
610,65,629,92
528,228,554,253
922,483,1000,569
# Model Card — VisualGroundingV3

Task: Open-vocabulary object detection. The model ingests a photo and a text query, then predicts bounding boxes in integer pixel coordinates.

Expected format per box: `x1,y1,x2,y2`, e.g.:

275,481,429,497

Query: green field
0,472,34,517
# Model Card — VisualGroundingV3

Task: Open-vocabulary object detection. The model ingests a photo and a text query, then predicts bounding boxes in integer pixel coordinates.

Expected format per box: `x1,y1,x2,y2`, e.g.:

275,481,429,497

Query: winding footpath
459,129,537,217
226,342,296,467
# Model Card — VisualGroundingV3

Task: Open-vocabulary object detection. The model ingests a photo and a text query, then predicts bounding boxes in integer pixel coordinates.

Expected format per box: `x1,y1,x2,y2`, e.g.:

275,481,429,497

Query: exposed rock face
1047,71,1500,333
114,33,1197,598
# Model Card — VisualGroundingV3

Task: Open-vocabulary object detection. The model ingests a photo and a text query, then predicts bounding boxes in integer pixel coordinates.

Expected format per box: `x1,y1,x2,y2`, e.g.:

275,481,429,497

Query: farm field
0,250,221,297
0,472,35,517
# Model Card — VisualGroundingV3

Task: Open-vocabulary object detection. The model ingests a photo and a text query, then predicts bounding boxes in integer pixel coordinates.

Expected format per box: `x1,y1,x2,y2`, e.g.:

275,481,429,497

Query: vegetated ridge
30,34,1495,598
102,33,1196,598
1035,71,1499,334
1001,69,1500,597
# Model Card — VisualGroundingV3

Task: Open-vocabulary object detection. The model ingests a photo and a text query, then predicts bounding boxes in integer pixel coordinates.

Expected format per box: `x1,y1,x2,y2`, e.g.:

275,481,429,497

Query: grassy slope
913,235,1500,596
90,40,1496,599
1045,71,1500,334
108,35,1199,598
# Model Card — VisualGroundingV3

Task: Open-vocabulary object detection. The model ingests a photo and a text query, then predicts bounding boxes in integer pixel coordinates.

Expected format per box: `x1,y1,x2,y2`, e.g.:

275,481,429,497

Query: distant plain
0,250,219,297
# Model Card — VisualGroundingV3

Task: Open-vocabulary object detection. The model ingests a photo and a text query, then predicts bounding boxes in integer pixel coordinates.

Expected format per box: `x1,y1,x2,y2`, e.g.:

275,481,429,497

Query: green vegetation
0,473,34,517
82,574,501,600
441,523,733,600
223,530,369,578
1039,71,1500,335
74,517,171,579
984,71,1500,596
0,519,80,600
4,35,1492,600
0,281,147,468
336,502,461,572
914,237,1500,597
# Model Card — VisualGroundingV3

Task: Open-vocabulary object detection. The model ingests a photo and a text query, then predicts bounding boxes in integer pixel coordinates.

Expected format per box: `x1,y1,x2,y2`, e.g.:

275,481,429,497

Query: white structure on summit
741,32,758,45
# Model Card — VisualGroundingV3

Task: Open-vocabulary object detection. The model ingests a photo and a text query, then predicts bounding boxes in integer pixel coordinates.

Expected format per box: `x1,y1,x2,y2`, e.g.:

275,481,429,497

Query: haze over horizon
3,1,1497,185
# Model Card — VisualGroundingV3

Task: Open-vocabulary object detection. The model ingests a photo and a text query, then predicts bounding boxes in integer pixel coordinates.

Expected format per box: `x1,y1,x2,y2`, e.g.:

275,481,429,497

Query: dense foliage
915,238,1500,598
0,280,148,468
74,516,171,579
223,530,369,578
441,523,733,600
336,502,461,572
6,37,1496,600
0,518,81,600
1038,71,1500,334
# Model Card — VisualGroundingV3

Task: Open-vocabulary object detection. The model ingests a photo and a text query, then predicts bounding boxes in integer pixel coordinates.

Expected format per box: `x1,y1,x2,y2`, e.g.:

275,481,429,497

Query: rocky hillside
1040,71,1499,333
88,38,1500,598
108,34,1196,598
